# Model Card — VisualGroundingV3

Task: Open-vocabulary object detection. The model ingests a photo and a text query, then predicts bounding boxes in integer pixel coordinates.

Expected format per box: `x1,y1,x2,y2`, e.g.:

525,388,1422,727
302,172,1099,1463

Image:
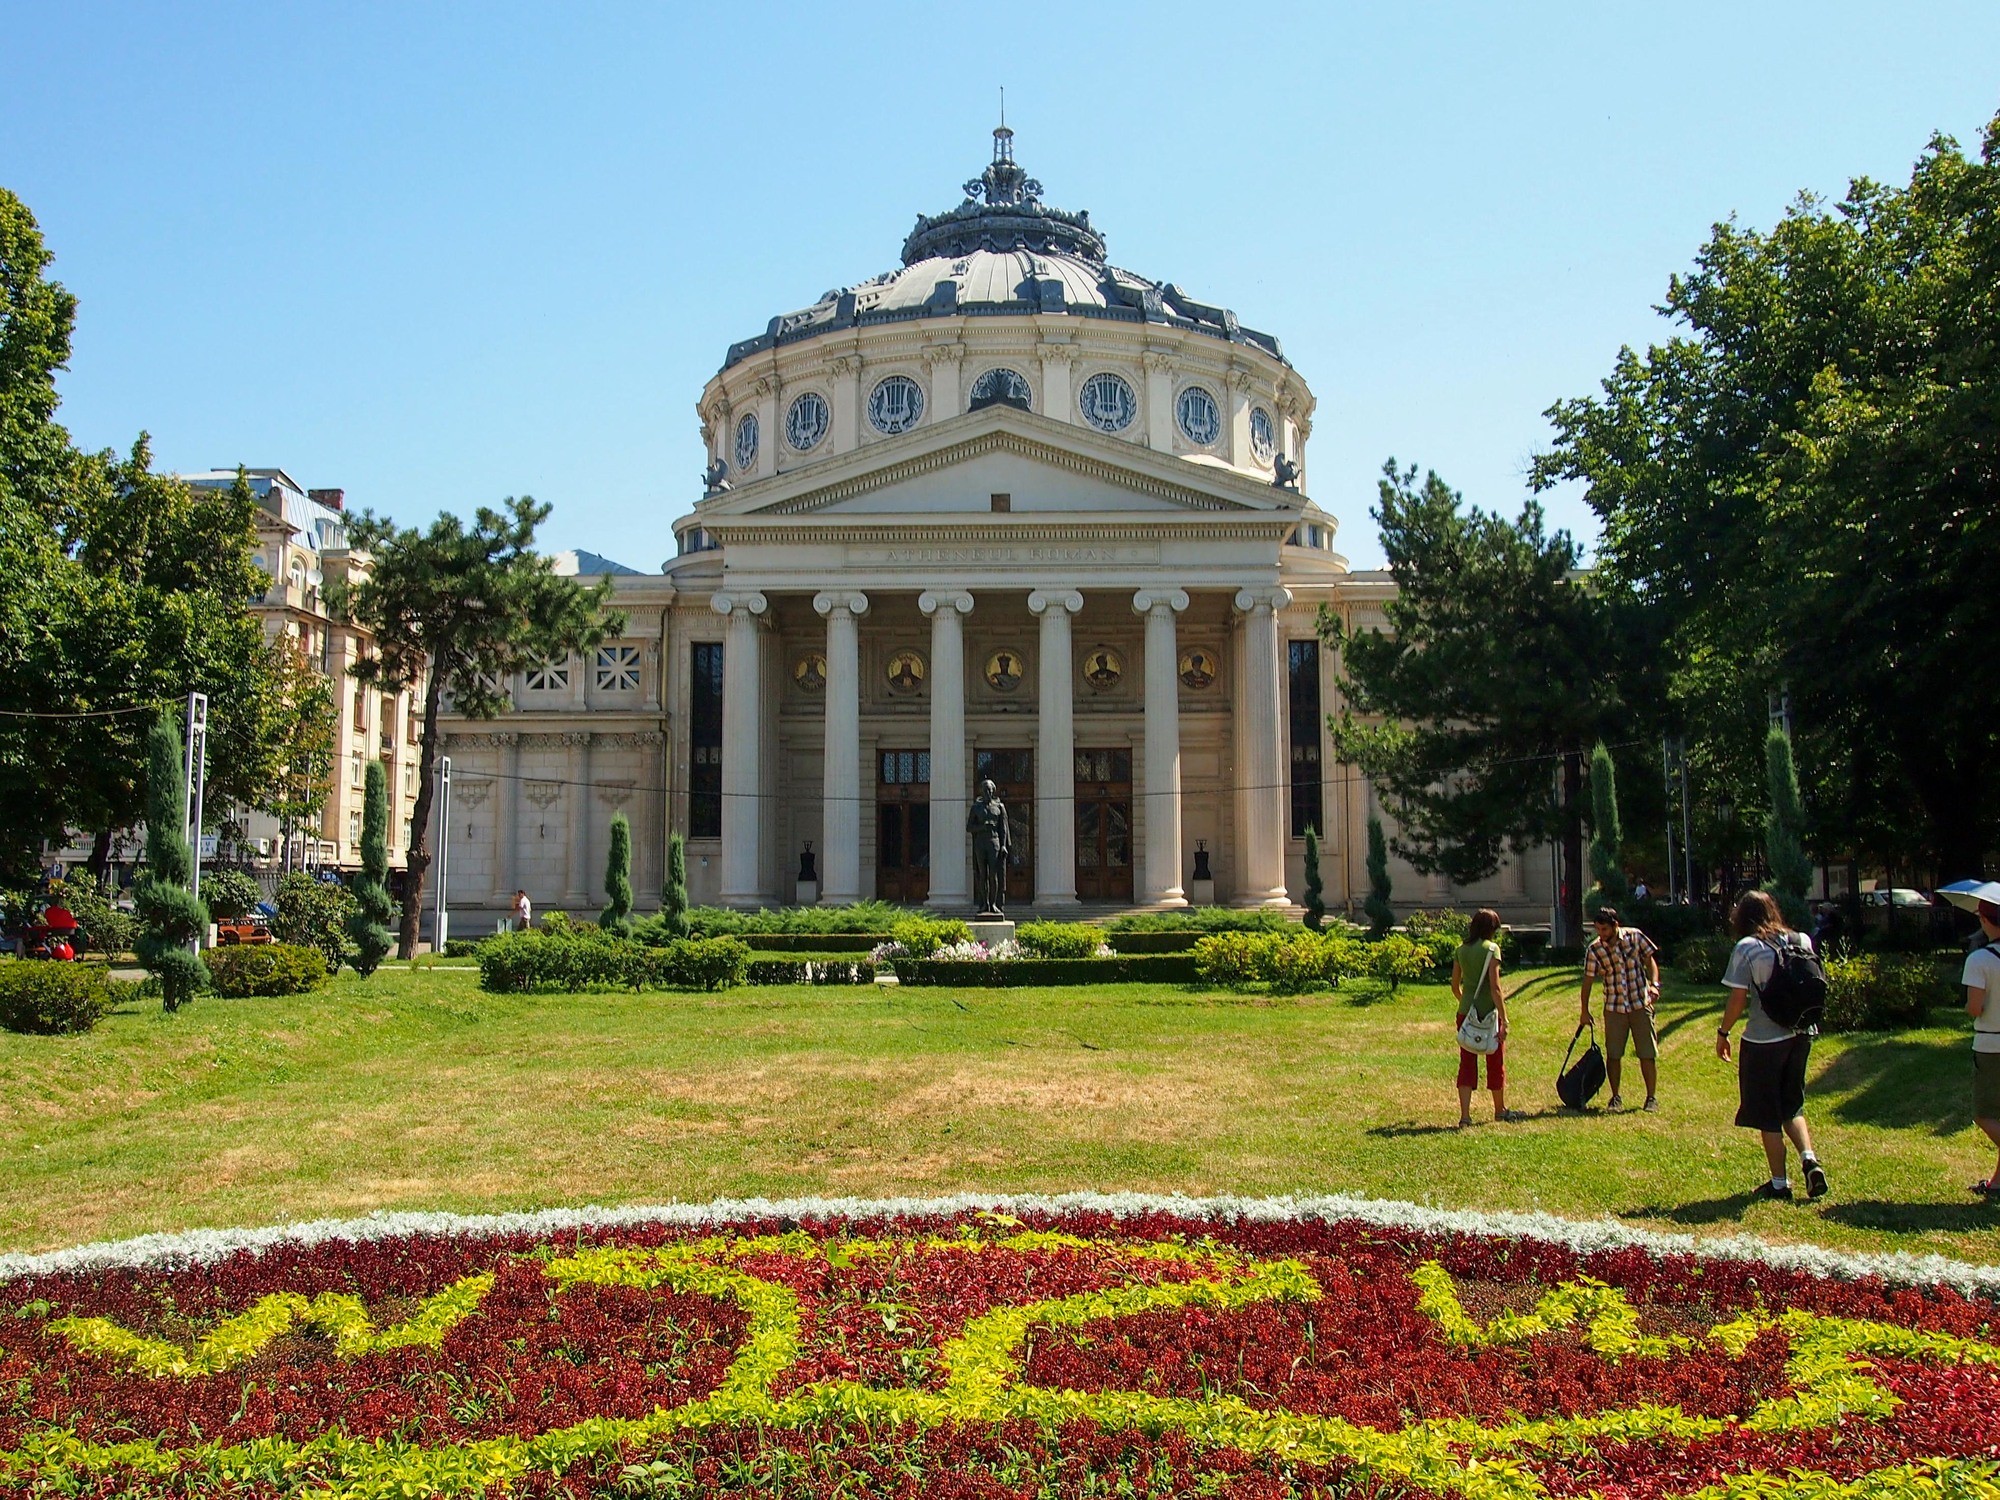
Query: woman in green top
1451,908,1521,1125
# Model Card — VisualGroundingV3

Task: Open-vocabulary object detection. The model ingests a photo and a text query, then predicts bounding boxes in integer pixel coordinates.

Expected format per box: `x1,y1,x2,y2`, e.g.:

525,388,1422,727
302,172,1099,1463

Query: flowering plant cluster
5,1198,2000,1497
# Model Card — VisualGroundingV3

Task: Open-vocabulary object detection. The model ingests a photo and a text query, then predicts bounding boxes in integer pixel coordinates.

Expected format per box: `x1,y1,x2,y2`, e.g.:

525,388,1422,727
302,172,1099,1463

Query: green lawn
2,962,1994,1262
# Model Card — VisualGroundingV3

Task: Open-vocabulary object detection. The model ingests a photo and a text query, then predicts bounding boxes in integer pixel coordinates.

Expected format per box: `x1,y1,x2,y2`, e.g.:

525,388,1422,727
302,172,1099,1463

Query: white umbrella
1938,880,2000,914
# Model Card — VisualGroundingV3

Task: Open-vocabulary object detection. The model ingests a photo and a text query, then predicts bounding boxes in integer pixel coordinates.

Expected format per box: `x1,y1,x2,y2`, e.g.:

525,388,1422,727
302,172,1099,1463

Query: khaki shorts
1604,1007,1658,1062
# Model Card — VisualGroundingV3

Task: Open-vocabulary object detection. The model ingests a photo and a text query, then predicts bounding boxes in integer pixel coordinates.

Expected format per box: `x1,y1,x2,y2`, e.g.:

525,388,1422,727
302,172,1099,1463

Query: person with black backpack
1716,890,1831,1201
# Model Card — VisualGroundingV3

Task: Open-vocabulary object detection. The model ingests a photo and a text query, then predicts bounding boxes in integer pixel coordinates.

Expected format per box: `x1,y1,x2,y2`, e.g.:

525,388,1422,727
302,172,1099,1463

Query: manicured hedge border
893,954,1199,986
1103,930,1203,954
741,932,885,953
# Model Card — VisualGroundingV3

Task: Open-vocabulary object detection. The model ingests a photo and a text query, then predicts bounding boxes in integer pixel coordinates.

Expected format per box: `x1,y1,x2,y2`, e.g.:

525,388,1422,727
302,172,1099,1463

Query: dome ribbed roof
720,129,1286,371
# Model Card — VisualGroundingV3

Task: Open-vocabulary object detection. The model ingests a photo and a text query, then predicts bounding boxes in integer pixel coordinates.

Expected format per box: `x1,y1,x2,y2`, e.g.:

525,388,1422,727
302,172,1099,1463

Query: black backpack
1557,1021,1607,1110
1757,936,1828,1031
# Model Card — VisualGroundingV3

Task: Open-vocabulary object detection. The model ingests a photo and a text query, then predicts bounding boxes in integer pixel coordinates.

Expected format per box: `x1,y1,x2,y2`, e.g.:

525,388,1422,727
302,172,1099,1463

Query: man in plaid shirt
1579,906,1662,1111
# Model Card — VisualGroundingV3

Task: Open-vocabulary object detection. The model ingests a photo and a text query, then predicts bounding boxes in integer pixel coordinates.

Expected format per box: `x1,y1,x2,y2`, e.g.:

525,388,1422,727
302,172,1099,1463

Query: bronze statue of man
967,778,1011,917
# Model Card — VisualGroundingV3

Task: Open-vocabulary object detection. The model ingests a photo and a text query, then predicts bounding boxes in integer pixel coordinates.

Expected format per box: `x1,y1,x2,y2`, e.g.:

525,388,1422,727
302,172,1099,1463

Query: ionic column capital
1233,585,1293,615
710,590,768,618
1028,589,1084,616
813,590,870,619
918,589,974,617
1132,588,1190,617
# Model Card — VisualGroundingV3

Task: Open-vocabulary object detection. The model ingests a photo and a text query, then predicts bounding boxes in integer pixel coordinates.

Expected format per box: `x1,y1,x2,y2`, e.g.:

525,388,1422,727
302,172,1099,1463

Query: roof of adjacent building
181,468,349,555
549,549,641,577
721,128,1286,371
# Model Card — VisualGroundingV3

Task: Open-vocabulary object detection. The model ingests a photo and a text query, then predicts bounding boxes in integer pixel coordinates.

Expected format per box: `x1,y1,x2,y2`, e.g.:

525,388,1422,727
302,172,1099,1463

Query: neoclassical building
438,130,1552,922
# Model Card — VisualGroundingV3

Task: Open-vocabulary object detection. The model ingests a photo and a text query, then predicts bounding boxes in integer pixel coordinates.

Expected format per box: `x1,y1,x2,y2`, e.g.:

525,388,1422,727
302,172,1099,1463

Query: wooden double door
1073,747,1134,903
876,748,930,904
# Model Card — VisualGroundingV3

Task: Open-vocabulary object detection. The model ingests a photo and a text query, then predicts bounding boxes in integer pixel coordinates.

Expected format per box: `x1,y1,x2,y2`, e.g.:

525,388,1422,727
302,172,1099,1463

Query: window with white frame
348,810,361,846
525,659,570,691
595,644,642,691
350,752,364,788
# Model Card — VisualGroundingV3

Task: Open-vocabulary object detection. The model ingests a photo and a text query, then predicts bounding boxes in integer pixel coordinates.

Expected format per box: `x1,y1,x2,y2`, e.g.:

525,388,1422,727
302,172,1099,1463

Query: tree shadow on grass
1819,1200,2000,1236
1656,999,1724,1043
1810,1033,1968,1136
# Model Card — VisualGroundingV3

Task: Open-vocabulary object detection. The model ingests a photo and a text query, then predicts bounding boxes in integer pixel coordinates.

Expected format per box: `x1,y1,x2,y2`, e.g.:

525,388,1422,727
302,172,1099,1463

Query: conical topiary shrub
1585,740,1629,912
134,710,209,1011
1302,826,1326,931
345,759,395,976
1765,727,1814,929
662,830,690,938
1364,814,1395,939
602,813,633,933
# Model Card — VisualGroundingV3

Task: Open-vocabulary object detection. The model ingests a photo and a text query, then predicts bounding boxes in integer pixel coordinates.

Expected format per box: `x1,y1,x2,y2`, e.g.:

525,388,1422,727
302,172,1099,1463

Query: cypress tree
1585,740,1629,911
1765,727,1814,927
661,830,690,938
1302,826,1326,931
346,758,394,975
133,709,209,1010
602,812,633,933
1364,814,1395,939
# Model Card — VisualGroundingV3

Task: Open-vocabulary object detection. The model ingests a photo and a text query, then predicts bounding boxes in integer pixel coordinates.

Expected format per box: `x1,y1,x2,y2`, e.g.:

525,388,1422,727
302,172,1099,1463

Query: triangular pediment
697,405,1296,523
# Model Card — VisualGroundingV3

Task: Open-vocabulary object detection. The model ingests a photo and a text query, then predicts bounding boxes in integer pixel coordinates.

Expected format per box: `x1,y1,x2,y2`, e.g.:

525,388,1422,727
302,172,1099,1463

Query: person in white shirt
1964,897,2000,1195
1716,889,1830,1202
513,889,532,932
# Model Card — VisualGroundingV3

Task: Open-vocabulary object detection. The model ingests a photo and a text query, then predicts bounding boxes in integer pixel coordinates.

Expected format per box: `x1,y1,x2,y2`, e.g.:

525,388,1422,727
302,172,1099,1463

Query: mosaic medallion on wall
885,649,927,695
983,648,1027,692
1081,645,1124,693
792,653,827,692
1178,647,1218,690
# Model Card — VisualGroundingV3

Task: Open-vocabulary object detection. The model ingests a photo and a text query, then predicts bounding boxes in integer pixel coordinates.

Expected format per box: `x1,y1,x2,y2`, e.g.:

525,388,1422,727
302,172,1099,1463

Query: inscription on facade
846,541,1162,567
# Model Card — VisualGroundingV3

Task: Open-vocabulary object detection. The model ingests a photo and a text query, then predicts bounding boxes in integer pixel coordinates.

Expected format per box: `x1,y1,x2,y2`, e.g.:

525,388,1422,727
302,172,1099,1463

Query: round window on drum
968,367,1033,412
1176,385,1222,447
733,412,759,471
1249,406,1276,465
1077,371,1138,432
867,375,926,434
786,391,830,451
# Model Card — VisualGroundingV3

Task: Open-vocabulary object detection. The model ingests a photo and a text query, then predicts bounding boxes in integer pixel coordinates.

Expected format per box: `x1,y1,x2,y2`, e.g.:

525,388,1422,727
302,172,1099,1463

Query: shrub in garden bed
681,900,910,937
893,953,1199,985
204,943,329,998
476,925,749,994
1106,907,1296,933
737,932,886,953
1822,951,1951,1030
0,961,119,1033
1672,933,1738,984
1102,929,1203,954
1015,921,1110,958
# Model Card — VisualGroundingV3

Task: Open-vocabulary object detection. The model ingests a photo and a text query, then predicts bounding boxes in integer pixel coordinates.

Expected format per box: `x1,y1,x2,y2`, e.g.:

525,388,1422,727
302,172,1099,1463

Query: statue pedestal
968,919,1016,950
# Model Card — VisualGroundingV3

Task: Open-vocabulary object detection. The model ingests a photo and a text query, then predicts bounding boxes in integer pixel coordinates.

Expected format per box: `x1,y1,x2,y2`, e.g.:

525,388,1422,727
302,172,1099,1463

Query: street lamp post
433,755,452,952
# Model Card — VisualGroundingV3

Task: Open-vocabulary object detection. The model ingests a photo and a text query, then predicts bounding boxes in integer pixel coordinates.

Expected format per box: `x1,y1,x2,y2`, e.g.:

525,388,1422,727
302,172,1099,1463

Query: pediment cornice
703,515,1296,547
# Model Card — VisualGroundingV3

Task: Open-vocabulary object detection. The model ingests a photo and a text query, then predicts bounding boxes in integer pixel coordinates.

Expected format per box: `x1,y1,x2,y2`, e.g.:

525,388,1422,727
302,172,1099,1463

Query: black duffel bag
1557,1020,1607,1110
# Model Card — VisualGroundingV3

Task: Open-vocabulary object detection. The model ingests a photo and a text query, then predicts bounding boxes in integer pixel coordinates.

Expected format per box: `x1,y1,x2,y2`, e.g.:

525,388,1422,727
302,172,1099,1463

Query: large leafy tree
1327,462,1657,943
333,499,622,957
1536,114,2000,882
258,636,338,867
0,187,285,881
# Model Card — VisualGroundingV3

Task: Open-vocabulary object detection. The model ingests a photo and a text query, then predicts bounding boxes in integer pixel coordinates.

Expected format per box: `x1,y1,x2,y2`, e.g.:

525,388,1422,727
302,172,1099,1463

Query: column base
1233,890,1296,910
1139,890,1190,909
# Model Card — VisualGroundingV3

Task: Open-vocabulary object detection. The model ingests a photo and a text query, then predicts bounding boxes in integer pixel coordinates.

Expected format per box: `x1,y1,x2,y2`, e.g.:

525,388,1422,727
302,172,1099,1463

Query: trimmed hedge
1671,934,1736,984
206,943,329,998
1105,909,1297,934
746,957,878,985
477,928,750,994
1822,952,1951,1031
1015,921,1106,959
683,901,911,937
0,962,118,1034
892,954,1199,986
1103,930,1203,954
740,933,886,953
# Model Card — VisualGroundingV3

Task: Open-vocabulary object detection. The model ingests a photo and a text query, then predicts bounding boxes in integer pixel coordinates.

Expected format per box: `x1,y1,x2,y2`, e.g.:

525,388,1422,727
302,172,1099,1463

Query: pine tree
602,813,633,933
1364,814,1395,939
1302,826,1326,931
1585,740,1629,912
346,759,394,975
133,710,208,1010
1765,727,1814,928
661,831,690,938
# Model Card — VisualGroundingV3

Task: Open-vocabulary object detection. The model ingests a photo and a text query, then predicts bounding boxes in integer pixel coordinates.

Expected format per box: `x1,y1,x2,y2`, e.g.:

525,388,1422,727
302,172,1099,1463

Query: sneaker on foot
1642,1097,1660,1113
1804,1162,1830,1200
1607,1094,1624,1111
1752,1180,1794,1201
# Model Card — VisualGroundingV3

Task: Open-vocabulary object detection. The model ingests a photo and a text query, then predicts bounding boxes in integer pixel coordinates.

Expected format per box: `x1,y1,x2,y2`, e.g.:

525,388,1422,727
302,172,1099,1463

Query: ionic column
490,732,520,904
1235,586,1293,906
711,590,768,907
565,731,593,908
920,589,974,910
1029,589,1084,908
1133,588,1190,907
815,590,870,905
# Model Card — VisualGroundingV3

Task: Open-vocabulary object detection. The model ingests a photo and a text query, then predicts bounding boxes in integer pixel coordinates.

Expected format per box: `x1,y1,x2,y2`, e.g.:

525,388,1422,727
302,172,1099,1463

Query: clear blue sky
6,2,1997,570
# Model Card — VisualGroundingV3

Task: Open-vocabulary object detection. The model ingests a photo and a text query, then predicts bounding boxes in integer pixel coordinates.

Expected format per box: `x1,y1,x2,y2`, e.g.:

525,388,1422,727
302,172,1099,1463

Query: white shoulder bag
1456,946,1501,1054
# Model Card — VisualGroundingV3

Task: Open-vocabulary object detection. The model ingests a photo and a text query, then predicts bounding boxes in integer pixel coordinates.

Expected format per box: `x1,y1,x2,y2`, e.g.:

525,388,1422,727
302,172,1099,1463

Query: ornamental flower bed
5,1195,2000,1497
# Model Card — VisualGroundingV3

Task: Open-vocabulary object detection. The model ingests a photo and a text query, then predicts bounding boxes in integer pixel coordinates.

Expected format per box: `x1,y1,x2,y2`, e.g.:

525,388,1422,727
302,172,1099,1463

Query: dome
721,128,1287,371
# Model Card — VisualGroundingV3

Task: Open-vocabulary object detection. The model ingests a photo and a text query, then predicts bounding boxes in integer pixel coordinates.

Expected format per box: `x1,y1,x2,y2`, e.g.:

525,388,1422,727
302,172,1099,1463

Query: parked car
1862,888,1934,909
216,912,275,946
